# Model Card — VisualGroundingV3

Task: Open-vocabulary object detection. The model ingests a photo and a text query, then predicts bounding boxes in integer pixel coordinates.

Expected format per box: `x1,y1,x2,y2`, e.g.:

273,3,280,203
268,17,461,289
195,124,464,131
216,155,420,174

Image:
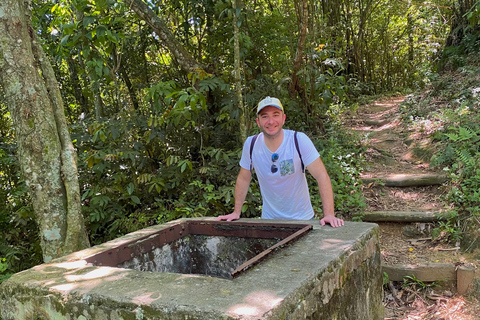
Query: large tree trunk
0,0,90,262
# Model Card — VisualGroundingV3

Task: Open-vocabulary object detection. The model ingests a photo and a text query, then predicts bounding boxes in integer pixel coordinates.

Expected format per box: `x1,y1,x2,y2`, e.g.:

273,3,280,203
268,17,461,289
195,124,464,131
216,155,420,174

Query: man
216,96,344,227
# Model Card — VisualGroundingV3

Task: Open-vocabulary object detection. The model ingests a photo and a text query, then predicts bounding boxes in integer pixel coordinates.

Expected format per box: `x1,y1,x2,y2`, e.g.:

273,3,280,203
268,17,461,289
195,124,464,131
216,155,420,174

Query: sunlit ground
385,295,480,320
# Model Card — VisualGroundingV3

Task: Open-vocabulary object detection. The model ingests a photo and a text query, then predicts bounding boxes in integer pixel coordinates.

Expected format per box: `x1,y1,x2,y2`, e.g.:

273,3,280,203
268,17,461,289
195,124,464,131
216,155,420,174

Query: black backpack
249,131,304,173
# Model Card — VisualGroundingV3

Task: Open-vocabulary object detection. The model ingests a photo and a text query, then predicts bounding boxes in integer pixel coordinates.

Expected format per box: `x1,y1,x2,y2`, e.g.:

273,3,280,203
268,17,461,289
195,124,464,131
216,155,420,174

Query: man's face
256,106,286,137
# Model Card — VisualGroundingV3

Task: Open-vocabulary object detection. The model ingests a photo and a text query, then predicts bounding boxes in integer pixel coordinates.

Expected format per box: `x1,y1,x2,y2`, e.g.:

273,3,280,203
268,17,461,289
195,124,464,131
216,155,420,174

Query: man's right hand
215,212,241,221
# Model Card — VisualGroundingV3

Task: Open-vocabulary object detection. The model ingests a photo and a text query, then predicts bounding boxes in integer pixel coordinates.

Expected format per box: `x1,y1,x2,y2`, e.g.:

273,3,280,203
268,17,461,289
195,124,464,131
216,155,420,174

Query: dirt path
348,96,469,264
346,96,480,319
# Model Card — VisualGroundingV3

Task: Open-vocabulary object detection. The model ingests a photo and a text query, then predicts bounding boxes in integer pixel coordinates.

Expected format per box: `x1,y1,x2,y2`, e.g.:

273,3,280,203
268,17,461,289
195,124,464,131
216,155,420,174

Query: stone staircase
348,97,477,296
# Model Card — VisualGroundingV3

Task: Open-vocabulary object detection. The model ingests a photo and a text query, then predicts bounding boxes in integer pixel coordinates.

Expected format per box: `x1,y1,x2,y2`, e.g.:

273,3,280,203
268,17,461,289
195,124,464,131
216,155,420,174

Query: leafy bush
430,122,480,241
0,258,11,284
311,123,367,219
440,25,480,70
71,75,248,244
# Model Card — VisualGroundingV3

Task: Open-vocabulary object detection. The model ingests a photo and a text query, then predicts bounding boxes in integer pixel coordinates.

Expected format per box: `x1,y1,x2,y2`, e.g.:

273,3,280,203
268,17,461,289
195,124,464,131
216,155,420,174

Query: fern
459,126,477,140
445,125,477,142
456,149,476,168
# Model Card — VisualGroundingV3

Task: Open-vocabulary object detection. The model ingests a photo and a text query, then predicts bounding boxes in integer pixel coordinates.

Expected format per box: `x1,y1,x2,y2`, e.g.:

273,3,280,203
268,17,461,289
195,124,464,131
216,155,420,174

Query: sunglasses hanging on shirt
271,153,279,173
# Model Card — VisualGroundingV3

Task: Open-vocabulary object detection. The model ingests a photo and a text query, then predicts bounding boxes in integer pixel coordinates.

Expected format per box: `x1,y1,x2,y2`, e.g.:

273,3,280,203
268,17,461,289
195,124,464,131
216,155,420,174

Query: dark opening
85,220,312,279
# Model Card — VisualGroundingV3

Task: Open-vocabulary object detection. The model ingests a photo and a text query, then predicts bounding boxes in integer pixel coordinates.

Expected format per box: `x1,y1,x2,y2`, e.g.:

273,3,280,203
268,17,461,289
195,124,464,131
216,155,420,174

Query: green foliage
440,11,480,70
0,100,43,282
431,122,480,225
295,47,348,124
0,258,7,273
432,210,463,243
432,125,479,241
310,124,367,219
0,257,12,284
466,1,480,26
399,94,434,122
71,75,254,244
382,272,390,288
402,59,480,245
402,275,441,291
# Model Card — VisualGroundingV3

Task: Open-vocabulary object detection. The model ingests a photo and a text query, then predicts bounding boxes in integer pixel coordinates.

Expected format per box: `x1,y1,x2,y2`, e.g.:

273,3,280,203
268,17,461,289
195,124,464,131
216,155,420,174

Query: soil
345,96,480,319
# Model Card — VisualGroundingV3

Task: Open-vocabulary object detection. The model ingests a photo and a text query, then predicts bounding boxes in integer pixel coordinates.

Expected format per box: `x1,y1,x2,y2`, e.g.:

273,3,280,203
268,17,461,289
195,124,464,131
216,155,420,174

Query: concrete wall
0,218,383,320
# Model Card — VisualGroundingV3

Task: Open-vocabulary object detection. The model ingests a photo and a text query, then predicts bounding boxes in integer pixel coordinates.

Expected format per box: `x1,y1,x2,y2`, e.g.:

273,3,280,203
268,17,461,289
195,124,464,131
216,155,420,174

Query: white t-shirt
239,129,320,220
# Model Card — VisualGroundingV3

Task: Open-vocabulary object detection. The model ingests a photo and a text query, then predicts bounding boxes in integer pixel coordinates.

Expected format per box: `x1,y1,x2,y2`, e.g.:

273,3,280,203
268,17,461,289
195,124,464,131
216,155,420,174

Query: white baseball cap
257,96,284,114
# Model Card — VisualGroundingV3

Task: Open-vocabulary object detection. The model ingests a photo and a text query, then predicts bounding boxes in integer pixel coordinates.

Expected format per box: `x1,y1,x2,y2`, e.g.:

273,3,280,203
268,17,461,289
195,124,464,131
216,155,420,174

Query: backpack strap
249,134,259,171
294,131,305,173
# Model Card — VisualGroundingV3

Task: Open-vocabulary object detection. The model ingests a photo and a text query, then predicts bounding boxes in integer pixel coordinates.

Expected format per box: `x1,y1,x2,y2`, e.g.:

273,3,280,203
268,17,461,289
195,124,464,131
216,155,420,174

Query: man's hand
215,212,241,221
320,216,344,228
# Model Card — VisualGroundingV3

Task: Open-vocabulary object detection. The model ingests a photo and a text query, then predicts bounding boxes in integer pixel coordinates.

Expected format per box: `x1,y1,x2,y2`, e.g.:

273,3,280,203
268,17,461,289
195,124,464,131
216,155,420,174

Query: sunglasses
271,153,279,173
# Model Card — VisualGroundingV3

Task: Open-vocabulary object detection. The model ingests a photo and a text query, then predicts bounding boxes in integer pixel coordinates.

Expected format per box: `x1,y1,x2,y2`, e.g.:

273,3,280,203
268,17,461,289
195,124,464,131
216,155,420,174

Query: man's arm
216,167,252,221
306,157,344,227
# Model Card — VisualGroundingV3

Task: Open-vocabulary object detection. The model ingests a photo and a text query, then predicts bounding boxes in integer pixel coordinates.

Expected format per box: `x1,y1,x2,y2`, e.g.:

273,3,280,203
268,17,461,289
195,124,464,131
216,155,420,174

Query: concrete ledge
0,218,383,320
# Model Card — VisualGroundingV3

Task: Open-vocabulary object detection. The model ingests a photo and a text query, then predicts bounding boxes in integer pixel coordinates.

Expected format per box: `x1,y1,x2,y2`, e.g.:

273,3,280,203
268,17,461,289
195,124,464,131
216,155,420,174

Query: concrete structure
0,218,383,320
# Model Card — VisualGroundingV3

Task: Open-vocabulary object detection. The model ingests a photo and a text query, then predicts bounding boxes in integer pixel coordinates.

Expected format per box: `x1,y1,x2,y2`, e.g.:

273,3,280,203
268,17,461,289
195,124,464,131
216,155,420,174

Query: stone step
361,210,447,223
382,263,476,295
364,119,391,126
361,173,447,187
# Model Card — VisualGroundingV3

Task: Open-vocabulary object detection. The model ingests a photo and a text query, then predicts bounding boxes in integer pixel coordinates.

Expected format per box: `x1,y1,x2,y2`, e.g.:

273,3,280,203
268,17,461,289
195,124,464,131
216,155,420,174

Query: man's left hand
320,216,344,228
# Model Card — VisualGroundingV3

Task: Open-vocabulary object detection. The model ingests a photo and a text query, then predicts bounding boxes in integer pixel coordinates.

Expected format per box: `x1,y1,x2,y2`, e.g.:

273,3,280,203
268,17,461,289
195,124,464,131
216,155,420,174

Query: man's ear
255,117,260,127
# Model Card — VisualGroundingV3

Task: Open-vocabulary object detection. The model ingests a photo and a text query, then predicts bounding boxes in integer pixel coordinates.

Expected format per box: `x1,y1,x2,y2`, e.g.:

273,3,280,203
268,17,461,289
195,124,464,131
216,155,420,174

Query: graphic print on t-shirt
280,159,295,176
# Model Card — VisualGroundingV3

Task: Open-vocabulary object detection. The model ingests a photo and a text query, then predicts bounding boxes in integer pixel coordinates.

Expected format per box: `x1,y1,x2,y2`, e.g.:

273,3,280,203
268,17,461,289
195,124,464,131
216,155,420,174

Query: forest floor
345,96,480,320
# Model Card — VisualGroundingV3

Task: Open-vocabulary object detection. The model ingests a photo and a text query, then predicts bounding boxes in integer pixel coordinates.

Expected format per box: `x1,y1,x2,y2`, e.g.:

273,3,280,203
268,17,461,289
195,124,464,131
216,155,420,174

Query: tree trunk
66,54,89,115
361,211,445,222
0,0,90,262
361,173,447,187
343,0,356,76
407,13,415,87
120,66,140,111
289,0,309,98
232,0,247,143
124,0,204,75
114,44,140,111
92,75,105,119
